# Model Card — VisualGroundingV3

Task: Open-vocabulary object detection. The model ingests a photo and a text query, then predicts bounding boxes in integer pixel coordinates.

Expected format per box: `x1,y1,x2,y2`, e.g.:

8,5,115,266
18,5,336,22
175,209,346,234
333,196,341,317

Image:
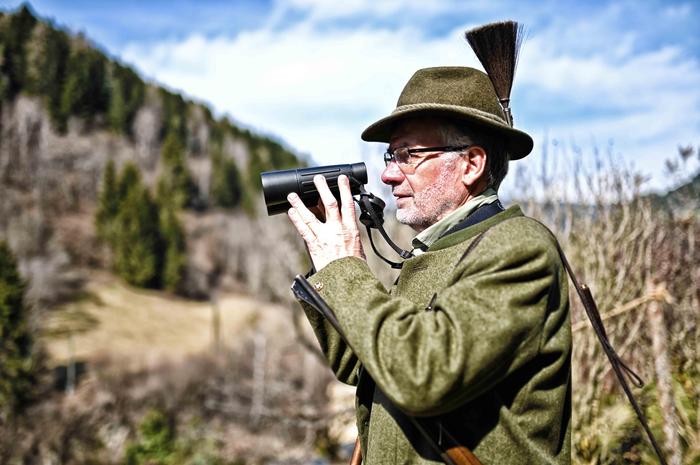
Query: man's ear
461,146,488,189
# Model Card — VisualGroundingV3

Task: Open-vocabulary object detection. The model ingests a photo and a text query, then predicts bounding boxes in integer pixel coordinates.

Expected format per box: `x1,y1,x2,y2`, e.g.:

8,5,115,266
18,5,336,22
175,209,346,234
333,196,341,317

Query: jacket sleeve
305,222,563,416
298,299,362,386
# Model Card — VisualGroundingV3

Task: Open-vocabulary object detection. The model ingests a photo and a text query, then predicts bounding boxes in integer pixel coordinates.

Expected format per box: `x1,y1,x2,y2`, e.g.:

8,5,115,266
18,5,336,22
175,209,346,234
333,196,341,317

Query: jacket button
314,281,324,291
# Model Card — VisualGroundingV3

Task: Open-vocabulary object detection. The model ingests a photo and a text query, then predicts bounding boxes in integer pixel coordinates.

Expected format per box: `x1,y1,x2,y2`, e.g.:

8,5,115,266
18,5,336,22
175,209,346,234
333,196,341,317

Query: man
287,67,571,464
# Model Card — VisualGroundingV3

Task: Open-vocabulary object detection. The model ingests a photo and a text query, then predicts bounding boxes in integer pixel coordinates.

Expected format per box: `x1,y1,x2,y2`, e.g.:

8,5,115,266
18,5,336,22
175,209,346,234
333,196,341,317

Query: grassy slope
41,271,283,366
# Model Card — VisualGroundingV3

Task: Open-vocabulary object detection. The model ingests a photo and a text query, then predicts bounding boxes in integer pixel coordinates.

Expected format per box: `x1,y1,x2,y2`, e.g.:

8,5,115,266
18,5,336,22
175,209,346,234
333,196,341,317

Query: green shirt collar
411,187,499,254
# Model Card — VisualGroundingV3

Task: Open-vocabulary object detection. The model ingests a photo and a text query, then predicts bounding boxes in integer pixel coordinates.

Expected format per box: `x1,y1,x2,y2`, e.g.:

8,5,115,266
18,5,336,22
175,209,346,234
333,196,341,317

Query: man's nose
381,162,405,185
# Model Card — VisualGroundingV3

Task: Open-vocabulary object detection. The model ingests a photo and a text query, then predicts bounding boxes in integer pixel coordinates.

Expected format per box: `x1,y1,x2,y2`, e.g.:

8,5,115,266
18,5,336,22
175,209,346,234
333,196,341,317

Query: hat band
391,102,508,126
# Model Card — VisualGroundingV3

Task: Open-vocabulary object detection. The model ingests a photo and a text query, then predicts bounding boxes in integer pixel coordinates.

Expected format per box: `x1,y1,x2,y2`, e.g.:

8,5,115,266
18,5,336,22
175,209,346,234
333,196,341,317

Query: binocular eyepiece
261,163,367,215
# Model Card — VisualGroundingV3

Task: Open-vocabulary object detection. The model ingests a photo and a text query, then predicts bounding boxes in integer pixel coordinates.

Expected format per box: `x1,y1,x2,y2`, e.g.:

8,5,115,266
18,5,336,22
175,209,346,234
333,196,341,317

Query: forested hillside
0,5,308,303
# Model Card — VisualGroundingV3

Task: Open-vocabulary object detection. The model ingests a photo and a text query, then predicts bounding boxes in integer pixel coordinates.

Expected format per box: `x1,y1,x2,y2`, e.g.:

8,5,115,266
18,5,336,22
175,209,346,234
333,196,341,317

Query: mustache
391,188,412,197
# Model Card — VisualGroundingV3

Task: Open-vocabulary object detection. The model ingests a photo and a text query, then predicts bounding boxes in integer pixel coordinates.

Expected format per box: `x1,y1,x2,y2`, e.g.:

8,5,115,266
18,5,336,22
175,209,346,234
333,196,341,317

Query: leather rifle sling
552,239,669,465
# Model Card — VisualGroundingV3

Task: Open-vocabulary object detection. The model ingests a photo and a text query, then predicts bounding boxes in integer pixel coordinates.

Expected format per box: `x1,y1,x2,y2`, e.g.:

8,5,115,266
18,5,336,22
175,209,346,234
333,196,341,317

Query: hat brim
361,103,533,160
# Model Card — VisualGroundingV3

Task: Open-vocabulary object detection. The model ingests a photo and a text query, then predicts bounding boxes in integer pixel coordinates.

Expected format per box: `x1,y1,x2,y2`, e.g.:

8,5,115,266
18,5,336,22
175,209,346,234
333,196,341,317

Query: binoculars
260,163,368,216
261,161,410,268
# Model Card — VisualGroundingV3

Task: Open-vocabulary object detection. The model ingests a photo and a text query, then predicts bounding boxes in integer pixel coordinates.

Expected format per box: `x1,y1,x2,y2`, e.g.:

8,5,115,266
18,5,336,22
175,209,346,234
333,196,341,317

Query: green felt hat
361,66,533,159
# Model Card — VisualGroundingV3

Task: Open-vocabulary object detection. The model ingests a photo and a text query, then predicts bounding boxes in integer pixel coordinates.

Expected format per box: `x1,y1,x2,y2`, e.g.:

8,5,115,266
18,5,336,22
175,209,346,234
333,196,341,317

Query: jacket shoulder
455,214,563,276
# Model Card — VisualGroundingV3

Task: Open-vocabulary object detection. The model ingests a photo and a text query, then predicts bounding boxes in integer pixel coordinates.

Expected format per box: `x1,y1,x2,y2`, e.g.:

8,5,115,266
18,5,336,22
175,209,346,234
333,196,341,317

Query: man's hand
287,174,365,271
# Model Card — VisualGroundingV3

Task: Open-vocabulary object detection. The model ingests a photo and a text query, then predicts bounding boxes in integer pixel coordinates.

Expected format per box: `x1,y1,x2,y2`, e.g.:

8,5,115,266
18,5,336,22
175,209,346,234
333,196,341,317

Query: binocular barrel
261,163,367,215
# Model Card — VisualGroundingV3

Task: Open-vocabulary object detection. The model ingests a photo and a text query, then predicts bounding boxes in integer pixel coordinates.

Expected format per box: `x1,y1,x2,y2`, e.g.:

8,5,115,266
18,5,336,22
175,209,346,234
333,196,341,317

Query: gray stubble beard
395,153,463,231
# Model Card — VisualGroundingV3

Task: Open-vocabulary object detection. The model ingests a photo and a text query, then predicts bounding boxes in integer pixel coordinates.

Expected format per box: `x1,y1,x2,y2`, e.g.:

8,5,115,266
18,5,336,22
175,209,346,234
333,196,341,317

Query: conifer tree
157,132,196,209
158,205,186,293
159,89,188,142
210,152,242,208
0,241,35,419
117,161,141,202
107,63,144,135
113,184,163,288
24,22,70,129
0,4,38,100
60,45,108,127
155,136,189,292
95,159,119,244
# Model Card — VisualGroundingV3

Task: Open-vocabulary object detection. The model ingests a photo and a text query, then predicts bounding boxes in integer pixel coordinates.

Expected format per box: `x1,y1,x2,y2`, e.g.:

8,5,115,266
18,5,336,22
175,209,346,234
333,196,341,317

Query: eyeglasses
383,145,471,173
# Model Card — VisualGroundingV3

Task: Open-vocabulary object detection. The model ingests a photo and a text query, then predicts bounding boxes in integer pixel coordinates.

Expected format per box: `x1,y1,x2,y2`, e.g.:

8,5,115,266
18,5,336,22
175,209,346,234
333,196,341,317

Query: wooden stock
444,445,483,465
349,436,362,465
348,436,483,465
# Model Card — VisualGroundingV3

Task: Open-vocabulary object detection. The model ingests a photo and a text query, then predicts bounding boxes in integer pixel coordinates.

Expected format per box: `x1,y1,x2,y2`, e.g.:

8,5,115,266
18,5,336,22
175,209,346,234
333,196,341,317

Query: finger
338,175,357,226
287,192,320,230
287,207,316,242
314,175,341,222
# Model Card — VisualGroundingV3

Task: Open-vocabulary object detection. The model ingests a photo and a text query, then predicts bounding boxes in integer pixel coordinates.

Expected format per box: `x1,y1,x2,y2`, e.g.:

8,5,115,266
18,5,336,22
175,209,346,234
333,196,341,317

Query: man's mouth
393,194,412,207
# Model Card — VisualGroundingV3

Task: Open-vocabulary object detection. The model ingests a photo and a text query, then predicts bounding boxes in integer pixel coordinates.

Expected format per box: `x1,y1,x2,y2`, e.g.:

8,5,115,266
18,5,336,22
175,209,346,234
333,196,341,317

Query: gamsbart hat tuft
361,66,533,159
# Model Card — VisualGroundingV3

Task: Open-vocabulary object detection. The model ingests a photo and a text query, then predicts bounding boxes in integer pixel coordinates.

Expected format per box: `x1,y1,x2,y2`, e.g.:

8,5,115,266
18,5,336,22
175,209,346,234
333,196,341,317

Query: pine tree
107,63,144,135
113,184,163,288
117,161,141,202
210,152,242,208
0,4,38,100
95,159,119,244
158,205,186,293
0,241,35,419
159,89,188,142
157,132,196,209
24,22,70,130
60,44,109,127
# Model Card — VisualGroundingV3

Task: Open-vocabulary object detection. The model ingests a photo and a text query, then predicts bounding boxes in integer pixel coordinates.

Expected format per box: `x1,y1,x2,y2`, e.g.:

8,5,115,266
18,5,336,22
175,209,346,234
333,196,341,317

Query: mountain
0,4,308,305
647,171,700,217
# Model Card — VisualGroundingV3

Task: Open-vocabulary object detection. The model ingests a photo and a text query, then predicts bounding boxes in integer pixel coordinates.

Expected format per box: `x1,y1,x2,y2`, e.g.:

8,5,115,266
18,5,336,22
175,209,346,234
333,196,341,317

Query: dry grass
41,270,284,366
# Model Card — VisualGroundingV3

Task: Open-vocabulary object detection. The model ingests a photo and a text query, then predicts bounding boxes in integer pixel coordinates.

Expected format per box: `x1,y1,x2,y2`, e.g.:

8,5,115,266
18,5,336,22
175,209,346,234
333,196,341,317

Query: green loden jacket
299,205,571,464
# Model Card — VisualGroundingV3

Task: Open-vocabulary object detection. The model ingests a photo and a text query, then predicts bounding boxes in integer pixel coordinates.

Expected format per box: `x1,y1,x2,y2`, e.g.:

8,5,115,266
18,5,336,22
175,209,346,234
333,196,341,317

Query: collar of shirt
411,187,499,255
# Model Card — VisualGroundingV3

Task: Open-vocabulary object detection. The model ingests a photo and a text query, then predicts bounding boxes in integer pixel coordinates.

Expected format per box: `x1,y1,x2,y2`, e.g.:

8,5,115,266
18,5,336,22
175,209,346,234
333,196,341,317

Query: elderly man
287,67,571,464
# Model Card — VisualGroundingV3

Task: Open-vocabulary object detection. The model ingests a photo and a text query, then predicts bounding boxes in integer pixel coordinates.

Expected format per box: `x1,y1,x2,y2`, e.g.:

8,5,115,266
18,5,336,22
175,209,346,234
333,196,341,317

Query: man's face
381,118,469,232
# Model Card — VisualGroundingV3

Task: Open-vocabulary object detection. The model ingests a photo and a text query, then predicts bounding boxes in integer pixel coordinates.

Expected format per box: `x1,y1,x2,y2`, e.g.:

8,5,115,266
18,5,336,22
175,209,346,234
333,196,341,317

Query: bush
125,410,177,465
0,241,36,420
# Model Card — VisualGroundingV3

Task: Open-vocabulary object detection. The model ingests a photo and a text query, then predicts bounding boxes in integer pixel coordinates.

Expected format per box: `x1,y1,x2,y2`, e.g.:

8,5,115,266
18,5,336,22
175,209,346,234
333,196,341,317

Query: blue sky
2,0,699,195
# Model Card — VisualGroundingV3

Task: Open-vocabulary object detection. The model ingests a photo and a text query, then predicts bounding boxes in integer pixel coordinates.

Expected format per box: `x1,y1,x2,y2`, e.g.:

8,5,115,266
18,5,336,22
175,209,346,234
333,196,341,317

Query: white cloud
268,0,482,23
121,23,478,164
119,2,700,195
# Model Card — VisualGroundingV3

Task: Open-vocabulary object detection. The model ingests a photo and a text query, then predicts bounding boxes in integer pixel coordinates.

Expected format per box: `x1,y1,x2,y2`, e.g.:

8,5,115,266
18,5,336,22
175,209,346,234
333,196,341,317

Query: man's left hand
287,174,366,271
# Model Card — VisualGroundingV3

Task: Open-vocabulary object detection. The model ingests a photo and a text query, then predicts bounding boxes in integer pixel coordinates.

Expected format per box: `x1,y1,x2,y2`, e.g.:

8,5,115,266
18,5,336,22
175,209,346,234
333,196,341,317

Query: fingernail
287,193,296,201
